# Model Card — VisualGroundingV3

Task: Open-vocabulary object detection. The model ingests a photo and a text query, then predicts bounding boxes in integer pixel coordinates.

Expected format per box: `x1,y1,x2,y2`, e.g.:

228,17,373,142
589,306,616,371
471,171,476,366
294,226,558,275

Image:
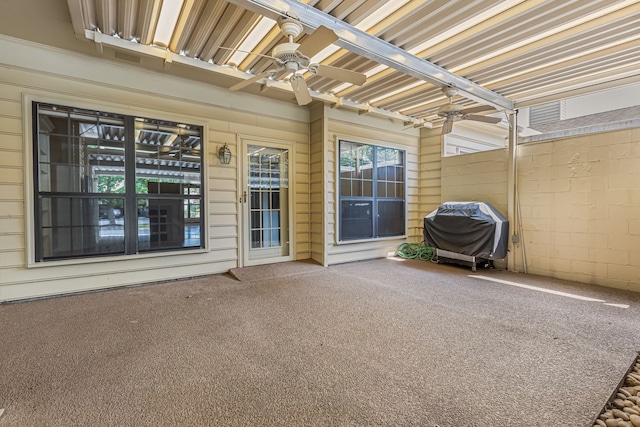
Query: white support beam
227,0,514,112
82,29,422,125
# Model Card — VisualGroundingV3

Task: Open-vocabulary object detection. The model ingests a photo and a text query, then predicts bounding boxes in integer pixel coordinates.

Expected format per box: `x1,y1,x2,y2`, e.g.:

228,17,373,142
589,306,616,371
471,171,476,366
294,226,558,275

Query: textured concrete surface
1,258,639,426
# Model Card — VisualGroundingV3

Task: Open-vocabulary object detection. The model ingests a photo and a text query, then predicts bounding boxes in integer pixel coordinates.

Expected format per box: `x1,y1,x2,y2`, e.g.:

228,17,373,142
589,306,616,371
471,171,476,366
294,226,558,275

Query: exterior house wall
0,36,311,302
309,105,326,266
419,128,443,233
319,106,420,265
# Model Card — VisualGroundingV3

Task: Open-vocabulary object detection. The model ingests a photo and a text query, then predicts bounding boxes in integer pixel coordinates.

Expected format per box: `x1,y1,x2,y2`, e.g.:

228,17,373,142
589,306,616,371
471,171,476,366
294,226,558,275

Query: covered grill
423,202,509,270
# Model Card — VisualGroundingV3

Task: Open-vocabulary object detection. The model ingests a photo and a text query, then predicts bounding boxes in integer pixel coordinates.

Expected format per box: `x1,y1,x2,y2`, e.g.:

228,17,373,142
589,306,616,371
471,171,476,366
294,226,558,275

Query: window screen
33,102,204,261
338,141,405,241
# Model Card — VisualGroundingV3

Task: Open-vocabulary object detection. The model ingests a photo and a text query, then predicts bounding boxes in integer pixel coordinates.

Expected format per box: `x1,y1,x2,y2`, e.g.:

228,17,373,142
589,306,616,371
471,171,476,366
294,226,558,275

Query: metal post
507,110,518,272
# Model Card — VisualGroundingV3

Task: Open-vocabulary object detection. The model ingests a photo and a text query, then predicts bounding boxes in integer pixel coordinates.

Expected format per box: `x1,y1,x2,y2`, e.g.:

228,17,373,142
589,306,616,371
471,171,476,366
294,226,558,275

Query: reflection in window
339,140,405,241
33,103,204,261
247,146,287,249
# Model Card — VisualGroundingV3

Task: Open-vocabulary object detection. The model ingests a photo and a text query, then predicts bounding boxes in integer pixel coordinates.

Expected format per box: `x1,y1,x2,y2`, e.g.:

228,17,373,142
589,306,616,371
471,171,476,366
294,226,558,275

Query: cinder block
570,232,591,248
607,264,640,282
550,164,573,180
571,259,607,279
522,215,553,234
609,158,640,174
531,256,550,270
554,139,584,154
531,153,554,168
588,146,610,163
606,233,640,251
517,155,534,171
527,230,551,242
607,173,640,190
557,244,589,261
610,141,637,159
520,143,554,156
569,177,591,192
569,204,593,221
553,217,589,233
608,205,640,221
552,150,585,165
589,218,628,235
518,179,542,193
589,133,617,147
521,192,553,206
548,257,572,273
604,188,630,206
549,179,571,192
525,242,549,258
588,247,629,265
527,205,551,219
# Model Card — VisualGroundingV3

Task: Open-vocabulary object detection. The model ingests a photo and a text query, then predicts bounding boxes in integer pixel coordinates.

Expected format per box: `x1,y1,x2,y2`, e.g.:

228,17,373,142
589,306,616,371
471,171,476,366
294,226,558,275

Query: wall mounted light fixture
218,143,232,164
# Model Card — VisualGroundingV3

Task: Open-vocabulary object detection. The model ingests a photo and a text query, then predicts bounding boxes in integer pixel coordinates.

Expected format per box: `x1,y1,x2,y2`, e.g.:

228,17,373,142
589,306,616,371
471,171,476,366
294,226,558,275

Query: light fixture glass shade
219,143,232,164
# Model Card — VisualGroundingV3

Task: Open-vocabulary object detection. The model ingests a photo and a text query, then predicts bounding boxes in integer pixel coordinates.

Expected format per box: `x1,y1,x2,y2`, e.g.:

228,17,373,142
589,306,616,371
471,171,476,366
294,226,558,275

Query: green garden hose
396,242,436,261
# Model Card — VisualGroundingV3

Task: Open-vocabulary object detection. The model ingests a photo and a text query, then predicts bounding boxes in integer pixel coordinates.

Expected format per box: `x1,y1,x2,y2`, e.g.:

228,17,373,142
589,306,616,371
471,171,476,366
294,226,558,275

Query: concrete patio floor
1,258,639,426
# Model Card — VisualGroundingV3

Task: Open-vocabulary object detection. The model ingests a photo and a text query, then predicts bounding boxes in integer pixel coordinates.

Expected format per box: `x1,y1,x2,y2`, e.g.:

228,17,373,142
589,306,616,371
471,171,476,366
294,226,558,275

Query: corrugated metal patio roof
65,0,640,128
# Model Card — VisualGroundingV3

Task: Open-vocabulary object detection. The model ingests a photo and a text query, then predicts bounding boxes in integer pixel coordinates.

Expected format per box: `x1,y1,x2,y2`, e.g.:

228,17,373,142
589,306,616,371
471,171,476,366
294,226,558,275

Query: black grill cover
423,202,509,259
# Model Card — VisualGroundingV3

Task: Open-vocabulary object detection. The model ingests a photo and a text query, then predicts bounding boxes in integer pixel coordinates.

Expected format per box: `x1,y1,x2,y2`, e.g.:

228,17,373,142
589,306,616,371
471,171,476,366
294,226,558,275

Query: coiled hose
396,242,436,261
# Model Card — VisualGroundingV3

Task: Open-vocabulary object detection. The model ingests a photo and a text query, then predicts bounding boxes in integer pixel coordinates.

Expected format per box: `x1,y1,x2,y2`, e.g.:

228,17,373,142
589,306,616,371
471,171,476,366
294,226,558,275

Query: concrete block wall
518,128,640,291
441,148,509,216
432,126,640,292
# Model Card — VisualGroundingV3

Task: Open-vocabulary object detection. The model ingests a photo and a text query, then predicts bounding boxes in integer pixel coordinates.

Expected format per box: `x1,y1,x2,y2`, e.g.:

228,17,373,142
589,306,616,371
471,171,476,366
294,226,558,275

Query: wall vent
114,51,141,63
529,101,566,127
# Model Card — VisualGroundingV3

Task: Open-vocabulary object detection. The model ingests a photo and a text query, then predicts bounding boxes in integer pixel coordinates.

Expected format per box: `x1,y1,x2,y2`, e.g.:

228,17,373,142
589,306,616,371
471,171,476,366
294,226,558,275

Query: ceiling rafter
65,0,639,124
442,1,638,72
169,0,201,52
135,0,162,45
226,0,514,111
454,5,640,78
484,40,640,90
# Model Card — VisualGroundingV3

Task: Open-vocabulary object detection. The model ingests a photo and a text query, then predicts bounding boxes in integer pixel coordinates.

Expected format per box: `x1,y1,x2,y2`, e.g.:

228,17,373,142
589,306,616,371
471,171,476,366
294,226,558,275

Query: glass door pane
246,144,290,263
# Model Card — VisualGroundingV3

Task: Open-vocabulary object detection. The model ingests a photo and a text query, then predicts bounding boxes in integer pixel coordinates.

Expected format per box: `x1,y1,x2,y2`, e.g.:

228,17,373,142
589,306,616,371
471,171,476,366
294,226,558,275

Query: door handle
243,191,247,203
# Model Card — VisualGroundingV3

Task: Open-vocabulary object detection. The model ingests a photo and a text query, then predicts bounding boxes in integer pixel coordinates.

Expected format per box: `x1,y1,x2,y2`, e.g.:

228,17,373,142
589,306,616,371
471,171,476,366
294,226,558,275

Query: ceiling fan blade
441,119,454,135
461,105,497,114
315,64,366,86
229,71,273,91
290,75,313,106
297,26,338,58
466,115,502,124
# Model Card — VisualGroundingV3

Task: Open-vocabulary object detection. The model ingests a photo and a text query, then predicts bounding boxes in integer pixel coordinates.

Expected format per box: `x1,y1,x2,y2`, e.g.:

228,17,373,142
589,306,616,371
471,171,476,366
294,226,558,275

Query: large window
338,140,405,241
33,102,204,262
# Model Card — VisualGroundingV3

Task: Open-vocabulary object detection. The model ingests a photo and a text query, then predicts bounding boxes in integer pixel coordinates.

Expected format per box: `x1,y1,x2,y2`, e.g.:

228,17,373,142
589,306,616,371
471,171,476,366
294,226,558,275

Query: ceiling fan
437,85,501,134
228,19,366,106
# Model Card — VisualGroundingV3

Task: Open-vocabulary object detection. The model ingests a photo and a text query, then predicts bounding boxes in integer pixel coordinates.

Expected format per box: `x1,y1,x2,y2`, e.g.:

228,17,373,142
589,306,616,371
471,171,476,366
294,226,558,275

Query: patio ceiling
66,0,640,127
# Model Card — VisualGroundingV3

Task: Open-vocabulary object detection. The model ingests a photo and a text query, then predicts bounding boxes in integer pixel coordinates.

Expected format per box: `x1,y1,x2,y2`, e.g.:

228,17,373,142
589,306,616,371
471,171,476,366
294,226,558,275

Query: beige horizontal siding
0,37,311,301
323,107,420,266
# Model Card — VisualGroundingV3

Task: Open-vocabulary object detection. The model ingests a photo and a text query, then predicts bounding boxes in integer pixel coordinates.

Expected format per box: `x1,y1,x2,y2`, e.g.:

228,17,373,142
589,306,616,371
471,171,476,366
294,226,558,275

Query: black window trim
336,139,407,244
31,100,207,263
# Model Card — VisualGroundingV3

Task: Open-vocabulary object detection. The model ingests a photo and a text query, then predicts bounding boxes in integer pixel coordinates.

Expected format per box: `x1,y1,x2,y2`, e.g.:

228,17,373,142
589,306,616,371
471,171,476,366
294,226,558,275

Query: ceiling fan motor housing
437,103,465,118
272,42,309,68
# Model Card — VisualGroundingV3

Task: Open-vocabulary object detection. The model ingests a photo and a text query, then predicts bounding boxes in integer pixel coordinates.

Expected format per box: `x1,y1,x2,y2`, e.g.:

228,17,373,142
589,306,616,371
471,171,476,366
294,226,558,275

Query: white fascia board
228,0,514,112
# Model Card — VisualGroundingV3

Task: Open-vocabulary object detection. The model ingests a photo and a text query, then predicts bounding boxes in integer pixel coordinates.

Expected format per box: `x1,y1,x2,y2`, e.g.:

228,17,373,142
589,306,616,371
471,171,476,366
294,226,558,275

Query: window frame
25,95,208,265
336,139,407,243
